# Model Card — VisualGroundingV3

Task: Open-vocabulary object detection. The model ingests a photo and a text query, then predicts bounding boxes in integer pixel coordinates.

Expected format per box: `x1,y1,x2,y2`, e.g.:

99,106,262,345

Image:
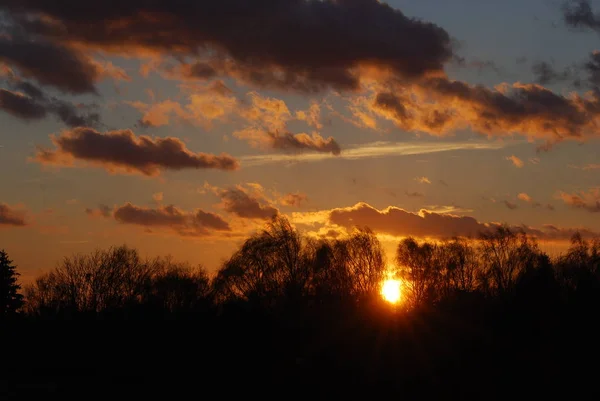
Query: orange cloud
415,176,432,184
557,188,600,213
234,92,341,155
518,193,532,202
295,102,323,130
126,82,237,128
295,202,598,240
355,78,600,144
506,155,525,168
34,127,239,176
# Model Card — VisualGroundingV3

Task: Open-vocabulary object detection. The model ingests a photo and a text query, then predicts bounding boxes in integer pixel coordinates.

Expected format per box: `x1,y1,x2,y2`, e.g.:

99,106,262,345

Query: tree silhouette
0,249,24,319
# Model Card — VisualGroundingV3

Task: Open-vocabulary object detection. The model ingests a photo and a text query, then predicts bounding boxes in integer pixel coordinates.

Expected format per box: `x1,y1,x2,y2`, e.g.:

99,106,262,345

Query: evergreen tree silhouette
0,250,24,318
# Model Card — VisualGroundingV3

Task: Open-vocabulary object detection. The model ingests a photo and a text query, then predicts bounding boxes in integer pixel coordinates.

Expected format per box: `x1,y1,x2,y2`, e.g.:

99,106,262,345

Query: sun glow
381,279,401,304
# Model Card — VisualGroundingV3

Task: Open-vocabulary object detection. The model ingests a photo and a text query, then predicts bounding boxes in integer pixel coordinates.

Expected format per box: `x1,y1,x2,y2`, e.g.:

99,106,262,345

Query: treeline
14,217,600,318
2,217,600,400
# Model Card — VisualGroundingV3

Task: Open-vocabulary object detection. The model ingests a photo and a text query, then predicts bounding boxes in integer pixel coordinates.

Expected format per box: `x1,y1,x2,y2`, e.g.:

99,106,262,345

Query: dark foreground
2,300,600,401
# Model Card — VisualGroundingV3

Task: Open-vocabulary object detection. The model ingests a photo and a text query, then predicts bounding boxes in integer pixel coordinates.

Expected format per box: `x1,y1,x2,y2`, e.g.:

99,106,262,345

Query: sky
1,0,600,282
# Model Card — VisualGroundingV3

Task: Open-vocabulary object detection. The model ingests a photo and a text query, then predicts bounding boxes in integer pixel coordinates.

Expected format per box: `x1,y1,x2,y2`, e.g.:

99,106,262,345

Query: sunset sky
1,0,600,282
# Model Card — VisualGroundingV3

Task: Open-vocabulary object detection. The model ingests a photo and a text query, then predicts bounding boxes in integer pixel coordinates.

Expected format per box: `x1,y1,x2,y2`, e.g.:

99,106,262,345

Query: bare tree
478,226,541,297
396,237,437,307
25,245,156,315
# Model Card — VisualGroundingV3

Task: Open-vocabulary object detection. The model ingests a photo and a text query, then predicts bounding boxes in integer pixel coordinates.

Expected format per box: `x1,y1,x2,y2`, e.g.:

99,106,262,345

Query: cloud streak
239,140,508,167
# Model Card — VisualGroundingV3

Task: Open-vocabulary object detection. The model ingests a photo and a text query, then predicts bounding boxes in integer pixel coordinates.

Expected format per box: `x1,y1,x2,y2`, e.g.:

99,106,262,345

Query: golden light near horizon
381,279,402,304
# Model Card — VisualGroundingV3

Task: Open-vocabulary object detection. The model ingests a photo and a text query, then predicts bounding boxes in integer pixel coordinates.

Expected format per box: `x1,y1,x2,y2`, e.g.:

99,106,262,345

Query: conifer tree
0,250,24,318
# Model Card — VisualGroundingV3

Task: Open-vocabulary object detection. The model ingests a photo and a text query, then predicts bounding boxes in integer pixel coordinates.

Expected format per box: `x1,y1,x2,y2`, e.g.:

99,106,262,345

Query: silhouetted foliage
3,220,600,400
0,250,23,319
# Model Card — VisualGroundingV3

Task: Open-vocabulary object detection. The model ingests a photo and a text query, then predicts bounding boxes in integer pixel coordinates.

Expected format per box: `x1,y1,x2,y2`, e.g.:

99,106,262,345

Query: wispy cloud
240,140,509,167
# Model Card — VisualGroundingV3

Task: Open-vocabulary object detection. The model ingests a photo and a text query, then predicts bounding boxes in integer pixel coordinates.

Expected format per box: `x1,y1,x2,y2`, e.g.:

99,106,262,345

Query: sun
381,279,401,304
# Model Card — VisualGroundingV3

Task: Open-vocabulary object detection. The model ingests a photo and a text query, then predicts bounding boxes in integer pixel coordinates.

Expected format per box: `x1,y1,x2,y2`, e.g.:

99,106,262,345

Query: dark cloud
218,187,278,220
531,61,576,85
269,131,341,155
504,200,518,210
113,203,230,236
327,202,598,240
0,203,27,226
3,0,453,92
563,0,600,32
0,81,100,126
531,52,600,88
235,127,341,155
370,77,600,141
0,35,100,94
0,88,47,119
584,50,600,86
34,127,239,176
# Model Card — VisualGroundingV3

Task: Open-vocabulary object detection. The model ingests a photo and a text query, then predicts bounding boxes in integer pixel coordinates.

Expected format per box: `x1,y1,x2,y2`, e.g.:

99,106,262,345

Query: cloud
531,61,576,85
328,202,487,238
0,36,101,94
295,102,323,130
531,51,600,89
302,202,598,240
405,191,425,198
506,155,525,168
362,78,600,143
126,81,237,128
415,176,432,184
0,203,27,226
584,50,600,86
557,188,600,212
584,163,600,170
216,186,279,220
518,193,533,202
563,0,600,32
279,192,308,207
239,140,507,167
34,127,239,176
0,88,46,119
85,204,112,218
234,92,341,155
4,0,453,93
0,81,100,127
152,192,164,203
235,130,341,155
504,200,518,210
113,203,231,236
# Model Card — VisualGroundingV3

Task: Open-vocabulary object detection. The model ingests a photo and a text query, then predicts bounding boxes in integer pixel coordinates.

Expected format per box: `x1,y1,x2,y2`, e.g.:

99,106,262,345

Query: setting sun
381,279,401,304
